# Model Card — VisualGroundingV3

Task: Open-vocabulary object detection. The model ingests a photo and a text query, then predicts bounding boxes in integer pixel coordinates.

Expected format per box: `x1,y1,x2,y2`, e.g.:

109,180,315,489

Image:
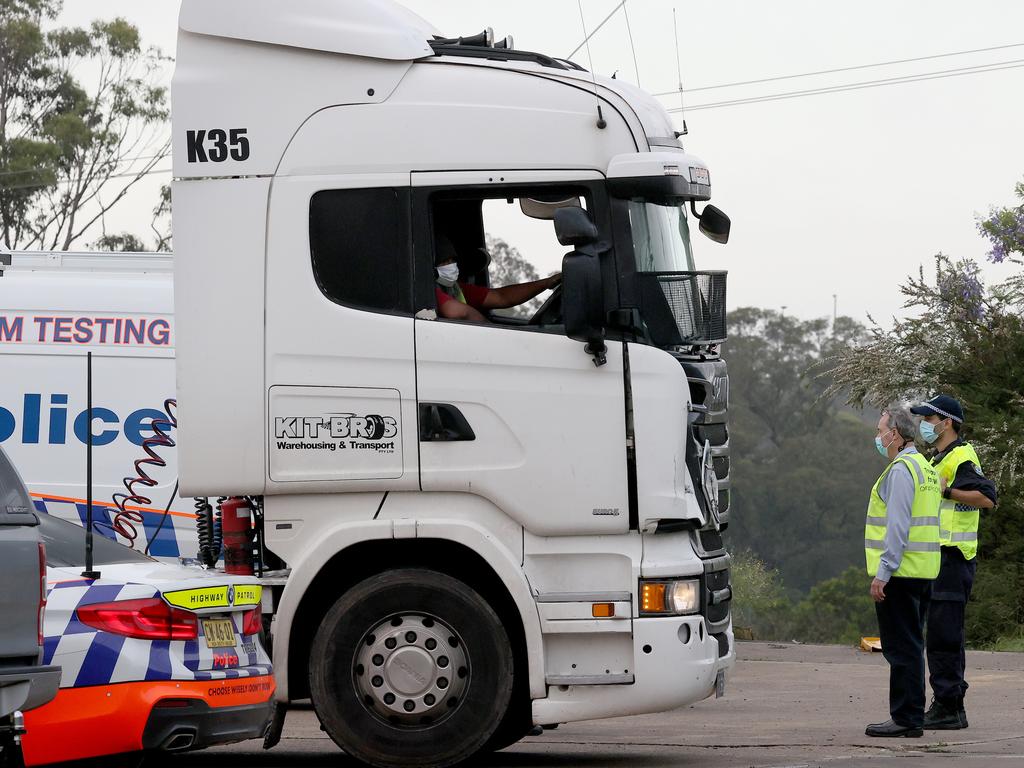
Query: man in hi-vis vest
910,395,997,730
864,407,941,738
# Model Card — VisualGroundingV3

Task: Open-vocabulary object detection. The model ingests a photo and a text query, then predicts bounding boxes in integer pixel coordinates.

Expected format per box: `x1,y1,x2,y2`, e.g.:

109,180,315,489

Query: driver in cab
435,236,560,323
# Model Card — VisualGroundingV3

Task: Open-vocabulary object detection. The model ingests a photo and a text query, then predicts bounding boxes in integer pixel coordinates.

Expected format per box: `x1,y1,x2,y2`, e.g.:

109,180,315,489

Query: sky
55,1,1024,325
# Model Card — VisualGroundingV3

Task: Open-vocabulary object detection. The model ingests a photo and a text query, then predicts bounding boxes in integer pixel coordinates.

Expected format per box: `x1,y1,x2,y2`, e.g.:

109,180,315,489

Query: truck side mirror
562,250,607,366
554,206,599,246
690,203,731,244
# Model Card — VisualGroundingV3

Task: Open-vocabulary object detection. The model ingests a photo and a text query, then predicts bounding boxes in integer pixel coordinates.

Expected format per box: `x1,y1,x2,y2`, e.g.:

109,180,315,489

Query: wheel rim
354,613,470,727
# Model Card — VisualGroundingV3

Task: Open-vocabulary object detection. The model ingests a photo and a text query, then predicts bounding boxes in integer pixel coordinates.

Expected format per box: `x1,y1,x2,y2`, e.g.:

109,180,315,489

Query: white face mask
436,263,459,286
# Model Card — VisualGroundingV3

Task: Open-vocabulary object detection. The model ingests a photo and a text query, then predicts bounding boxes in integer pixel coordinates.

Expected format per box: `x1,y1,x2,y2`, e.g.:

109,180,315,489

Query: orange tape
31,491,198,519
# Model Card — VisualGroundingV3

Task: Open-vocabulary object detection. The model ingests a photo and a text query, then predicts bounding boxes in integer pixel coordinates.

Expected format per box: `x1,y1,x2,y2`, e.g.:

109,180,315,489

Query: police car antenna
81,351,101,579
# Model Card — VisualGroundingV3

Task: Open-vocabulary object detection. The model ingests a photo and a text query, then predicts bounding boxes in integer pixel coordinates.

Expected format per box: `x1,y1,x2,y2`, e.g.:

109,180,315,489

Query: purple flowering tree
978,181,1024,266
825,180,1024,646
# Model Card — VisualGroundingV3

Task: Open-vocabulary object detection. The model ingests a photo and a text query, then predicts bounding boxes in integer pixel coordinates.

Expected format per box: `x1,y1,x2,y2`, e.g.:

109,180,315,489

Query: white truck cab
173,1,734,765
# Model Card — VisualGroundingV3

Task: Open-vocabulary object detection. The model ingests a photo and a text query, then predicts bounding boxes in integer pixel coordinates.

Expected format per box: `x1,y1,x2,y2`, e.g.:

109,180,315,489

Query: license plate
715,670,726,699
202,618,236,648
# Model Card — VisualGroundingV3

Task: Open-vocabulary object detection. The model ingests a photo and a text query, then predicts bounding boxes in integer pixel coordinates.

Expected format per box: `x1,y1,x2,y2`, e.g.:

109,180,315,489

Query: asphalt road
177,642,1024,768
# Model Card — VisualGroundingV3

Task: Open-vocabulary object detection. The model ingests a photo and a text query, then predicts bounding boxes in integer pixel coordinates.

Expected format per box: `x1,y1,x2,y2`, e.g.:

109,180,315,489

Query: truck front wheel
309,569,514,768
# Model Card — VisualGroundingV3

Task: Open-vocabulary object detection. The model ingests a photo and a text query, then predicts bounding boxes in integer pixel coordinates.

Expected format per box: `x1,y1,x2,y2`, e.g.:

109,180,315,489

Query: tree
92,182,170,252
789,566,876,644
485,234,543,318
0,0,169,251
825,178,1024,645
726,308,881,592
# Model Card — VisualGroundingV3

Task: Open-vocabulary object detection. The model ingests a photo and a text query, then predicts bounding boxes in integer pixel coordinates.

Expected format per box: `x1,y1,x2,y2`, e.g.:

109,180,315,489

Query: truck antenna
673,7,688,137
81,351,100,579
576,0,607,129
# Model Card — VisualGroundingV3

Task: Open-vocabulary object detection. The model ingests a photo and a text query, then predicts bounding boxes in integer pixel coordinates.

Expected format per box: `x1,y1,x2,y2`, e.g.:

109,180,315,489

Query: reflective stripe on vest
933,443,982,560
865,539,941,552
864,452,942,579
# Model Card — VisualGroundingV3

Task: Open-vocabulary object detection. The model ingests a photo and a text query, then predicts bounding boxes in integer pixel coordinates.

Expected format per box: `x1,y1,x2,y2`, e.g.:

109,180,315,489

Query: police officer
864,407,941,738
910,395,997,730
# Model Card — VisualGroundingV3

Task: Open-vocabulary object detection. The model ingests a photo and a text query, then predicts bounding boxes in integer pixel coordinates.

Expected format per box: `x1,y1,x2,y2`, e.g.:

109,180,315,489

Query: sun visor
519,195,583,220
606,151,712,203
179,0,436,60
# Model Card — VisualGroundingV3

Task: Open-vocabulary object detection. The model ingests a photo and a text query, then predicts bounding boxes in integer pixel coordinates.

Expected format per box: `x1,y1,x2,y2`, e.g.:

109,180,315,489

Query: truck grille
679,358,731,528
704,566,731,627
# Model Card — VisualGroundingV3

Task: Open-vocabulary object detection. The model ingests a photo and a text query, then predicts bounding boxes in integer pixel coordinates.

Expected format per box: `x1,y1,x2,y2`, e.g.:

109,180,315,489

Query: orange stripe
22,676,274,765
31,491,197,519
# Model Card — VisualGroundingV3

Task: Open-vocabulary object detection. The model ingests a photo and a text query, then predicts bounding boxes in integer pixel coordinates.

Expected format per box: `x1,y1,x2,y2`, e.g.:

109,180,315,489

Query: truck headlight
640,579,700,615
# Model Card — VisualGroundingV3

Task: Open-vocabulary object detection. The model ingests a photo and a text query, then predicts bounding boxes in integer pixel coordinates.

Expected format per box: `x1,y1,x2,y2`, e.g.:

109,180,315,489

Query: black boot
957,697,969,729
923,698,964,730
865,719,923,738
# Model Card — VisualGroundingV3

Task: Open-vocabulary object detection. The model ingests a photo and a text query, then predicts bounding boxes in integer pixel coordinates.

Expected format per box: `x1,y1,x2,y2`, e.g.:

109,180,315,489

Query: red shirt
435,282,490,311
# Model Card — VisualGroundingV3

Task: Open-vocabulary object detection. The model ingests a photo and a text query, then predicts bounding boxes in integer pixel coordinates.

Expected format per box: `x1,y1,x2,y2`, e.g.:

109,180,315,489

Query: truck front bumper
532,615,734,725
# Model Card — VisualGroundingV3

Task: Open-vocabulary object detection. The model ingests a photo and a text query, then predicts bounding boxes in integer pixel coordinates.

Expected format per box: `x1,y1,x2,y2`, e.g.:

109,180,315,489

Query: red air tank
220,497,254,575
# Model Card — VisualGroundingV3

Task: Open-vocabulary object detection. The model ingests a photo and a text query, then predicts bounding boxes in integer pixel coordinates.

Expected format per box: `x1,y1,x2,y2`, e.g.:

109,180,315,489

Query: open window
416,184,596,328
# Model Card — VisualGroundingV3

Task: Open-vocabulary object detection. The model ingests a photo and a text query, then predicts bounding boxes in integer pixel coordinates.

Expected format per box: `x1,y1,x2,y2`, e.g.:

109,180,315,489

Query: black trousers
875,576,931,727
925,547,977,704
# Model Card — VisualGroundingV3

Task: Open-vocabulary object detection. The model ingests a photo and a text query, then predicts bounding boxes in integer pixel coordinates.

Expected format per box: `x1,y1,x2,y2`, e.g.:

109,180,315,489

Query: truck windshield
628,200,695,272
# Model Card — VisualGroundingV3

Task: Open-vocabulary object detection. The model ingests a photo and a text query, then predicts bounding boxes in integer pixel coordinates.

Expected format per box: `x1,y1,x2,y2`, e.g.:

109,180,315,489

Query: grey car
0,447,60,767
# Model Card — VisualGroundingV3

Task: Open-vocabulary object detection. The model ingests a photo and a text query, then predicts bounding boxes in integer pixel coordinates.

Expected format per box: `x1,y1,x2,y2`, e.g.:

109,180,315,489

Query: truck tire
309,569,514,768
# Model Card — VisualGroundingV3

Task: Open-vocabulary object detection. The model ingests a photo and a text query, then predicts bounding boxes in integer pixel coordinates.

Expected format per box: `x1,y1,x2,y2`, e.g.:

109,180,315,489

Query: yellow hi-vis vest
439,282,467,304
933,443,982,561
865,452,941,579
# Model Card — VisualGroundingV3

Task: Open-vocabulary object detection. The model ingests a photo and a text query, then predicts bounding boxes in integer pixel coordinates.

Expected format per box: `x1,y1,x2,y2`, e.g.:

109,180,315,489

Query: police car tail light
241,604,262,636
77,597,199,640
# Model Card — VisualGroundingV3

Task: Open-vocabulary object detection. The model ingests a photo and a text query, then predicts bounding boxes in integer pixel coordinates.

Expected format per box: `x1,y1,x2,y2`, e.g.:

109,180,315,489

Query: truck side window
310,188,412,314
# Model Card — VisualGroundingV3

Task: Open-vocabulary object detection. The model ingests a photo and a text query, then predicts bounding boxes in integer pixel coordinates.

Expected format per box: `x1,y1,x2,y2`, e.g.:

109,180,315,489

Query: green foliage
964,562,1024,647
788,567,876,645
727,307,881,592
824,178,1024,646
988,634,1024,653
730,554,876,645
91,232,145,252
729,550,793,640
0,0,169,250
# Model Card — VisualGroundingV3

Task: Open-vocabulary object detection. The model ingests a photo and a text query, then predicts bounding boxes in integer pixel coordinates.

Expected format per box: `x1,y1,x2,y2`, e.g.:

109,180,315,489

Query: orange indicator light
641,583,666,613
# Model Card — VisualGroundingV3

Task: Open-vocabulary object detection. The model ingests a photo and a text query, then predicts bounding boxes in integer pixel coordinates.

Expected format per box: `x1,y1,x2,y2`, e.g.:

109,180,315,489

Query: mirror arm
585,340,608,367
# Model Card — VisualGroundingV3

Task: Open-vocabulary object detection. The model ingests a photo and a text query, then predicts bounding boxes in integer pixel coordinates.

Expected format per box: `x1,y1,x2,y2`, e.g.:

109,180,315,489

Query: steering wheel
527,283,564,326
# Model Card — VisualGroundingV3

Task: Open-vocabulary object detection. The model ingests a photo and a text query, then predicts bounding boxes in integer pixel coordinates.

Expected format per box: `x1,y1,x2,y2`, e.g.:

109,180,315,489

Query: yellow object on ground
860,636,882,652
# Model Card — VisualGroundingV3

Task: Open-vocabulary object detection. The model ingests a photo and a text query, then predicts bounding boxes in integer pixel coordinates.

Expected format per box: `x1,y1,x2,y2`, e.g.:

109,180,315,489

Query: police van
0,251,189,558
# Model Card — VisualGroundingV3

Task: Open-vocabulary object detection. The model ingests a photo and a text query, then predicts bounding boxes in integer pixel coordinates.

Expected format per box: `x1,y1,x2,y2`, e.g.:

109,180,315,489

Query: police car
21,514,274,765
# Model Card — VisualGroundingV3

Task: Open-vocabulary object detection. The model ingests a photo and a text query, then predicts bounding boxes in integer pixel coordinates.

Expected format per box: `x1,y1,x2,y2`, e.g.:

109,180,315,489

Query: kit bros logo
274,412,398,454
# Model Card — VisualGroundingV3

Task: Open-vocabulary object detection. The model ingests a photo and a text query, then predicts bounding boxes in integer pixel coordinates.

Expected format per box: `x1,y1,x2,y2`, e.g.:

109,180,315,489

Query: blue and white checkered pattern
44,575,272,689
33,495,198,560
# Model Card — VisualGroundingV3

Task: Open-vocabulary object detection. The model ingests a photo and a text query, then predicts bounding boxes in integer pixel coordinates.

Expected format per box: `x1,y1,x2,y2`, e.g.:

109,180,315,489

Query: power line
622,0,640,88
671,59,1024,112
0,152,167,180
1,164,172,192
651,41,1024,97
566,1,626,60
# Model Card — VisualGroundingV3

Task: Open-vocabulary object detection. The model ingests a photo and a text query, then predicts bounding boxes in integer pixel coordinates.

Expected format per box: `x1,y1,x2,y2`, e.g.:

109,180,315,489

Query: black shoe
958,702,969,729
865,719,923,737
924,698,965,730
